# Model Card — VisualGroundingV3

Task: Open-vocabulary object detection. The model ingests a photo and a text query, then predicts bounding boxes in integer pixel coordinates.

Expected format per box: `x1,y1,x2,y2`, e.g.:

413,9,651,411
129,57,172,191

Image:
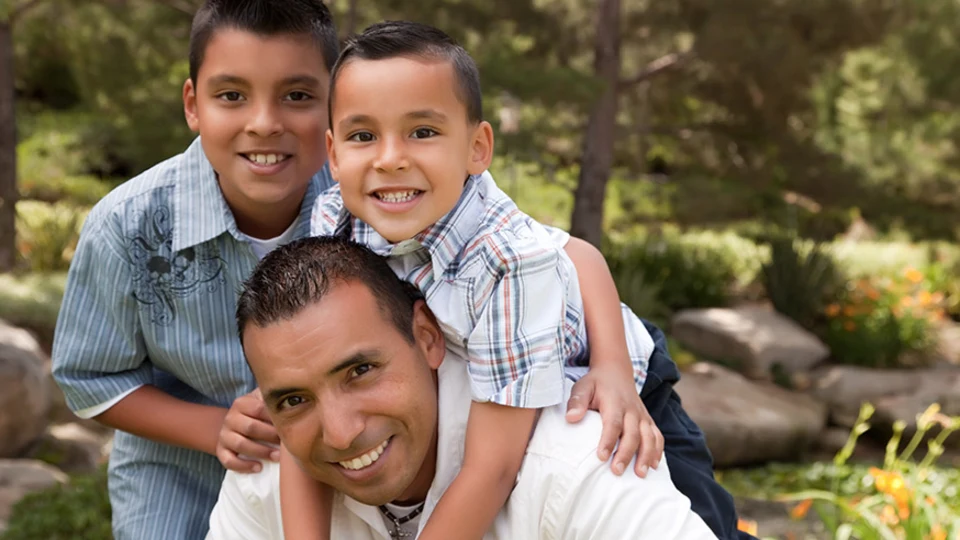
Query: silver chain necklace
378,503,425,540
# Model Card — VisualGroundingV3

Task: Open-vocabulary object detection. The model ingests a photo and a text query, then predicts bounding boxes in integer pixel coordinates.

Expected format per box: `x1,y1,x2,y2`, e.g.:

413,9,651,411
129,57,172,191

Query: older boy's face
183,29,329,226
242,281,445,506
327,57,493,243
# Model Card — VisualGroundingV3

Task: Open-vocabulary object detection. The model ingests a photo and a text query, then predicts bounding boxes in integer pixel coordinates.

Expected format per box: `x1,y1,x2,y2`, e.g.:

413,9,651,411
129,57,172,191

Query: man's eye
217,91,243,102
350,364,373,378
278,395,306,410
286,91,313,102
347,132,375,143
411,127,438,139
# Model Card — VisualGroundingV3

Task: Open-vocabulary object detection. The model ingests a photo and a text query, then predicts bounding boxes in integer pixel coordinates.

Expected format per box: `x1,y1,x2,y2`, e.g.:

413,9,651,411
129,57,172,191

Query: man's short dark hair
236,237,425,345
329,20,483,128
189,0,340,84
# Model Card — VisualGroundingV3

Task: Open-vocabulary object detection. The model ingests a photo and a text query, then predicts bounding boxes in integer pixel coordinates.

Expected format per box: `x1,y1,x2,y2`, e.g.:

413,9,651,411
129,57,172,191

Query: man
207,236,716,539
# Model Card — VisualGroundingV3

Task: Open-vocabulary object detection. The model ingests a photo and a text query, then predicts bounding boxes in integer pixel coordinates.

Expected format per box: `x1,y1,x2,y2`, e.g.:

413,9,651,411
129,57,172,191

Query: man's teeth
339,439,389,471
376,190,420,203
246,153,288,165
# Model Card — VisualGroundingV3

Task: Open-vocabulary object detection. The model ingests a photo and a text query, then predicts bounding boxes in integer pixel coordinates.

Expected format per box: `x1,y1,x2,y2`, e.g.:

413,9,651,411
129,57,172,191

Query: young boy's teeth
247,153,286,165
339,439,389,471
377,190,419,203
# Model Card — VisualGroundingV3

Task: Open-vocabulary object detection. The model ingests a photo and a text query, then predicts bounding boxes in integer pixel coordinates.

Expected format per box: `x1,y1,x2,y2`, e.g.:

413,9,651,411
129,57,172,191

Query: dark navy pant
640,320,756,540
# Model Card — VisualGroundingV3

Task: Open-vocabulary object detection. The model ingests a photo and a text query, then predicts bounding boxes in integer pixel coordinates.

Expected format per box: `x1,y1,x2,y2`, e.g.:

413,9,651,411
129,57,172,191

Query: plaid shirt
312,172,650,407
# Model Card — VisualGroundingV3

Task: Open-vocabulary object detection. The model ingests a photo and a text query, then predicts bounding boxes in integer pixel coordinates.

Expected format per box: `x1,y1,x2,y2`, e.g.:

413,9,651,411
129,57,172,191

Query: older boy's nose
245,102,284,138
374,136,409,173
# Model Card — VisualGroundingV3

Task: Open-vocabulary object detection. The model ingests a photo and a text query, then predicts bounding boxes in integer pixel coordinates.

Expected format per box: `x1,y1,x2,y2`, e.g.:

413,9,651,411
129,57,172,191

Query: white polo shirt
206,354,716,540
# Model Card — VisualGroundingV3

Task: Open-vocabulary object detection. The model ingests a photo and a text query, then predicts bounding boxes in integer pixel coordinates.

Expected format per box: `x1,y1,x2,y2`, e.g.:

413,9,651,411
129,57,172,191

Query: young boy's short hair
329,20,483,126
189,0,340,84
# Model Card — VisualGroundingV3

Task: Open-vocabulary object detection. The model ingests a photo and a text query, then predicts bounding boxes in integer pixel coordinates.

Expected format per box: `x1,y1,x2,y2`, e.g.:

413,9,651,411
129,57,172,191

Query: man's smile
337,436,392,471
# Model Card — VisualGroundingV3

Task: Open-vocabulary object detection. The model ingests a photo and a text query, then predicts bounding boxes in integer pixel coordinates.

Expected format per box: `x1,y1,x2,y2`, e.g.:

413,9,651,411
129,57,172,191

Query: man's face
243,281,446,505
327,56,493,243
183,29,329,228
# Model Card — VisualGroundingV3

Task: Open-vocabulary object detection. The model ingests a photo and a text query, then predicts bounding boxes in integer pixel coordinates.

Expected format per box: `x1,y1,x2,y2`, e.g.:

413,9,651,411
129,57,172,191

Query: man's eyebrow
328,350,379,377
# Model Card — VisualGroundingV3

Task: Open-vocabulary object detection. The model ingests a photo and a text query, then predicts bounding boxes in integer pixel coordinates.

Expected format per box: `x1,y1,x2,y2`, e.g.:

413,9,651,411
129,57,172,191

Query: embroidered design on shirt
129,205,225,325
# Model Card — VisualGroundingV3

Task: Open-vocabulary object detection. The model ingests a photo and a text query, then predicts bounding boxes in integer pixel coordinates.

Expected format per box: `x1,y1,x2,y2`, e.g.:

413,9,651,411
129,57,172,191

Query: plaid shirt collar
334,174,486,279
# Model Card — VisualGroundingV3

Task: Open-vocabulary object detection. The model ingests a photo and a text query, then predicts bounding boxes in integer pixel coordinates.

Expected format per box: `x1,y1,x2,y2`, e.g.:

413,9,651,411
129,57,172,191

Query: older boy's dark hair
189,0,340,84
236,236,425,345
329,20,483,127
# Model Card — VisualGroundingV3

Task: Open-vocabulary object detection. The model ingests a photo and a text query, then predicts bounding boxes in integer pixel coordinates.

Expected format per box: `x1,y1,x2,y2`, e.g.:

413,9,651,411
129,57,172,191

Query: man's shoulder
525,390,606,469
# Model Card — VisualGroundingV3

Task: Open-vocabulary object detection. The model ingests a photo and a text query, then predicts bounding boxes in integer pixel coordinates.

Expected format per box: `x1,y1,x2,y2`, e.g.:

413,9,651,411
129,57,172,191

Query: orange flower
919,291,933,306
790,499,813,520
844,320,857,331
905,267,924,284
880,504,899,525
843,305,857,317
825,304,841,317
737,519,758,536
866,288,881,301
928,524,947,540
931,292,945,304
901,296,914,307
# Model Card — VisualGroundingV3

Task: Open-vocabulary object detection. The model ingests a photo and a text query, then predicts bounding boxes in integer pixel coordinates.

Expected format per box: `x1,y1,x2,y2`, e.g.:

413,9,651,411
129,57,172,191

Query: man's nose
373,135,409,173
245,100,284,138
318,402,365,451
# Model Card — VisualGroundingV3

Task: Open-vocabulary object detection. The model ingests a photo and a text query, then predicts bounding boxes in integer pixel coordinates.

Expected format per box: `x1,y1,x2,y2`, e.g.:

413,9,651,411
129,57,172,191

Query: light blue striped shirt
51,137,333,539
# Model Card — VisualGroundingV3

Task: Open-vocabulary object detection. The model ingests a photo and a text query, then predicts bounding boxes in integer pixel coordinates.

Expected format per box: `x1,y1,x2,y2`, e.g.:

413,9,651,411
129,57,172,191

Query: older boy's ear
325,130,340,183
183,79,200,132
412,300,445,370
466,121,494,176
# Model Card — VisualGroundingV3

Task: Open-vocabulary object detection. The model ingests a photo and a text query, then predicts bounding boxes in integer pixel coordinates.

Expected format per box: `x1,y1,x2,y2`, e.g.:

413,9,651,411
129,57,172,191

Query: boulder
0,459,67,525
871,369,960,448
24,423,113,475
676,363,827,467
808,366,924,428
671,306,829,380
0,320,51,457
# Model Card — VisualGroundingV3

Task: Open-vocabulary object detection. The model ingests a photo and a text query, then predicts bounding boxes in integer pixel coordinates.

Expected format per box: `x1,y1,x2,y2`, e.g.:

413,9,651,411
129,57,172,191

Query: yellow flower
919,291,933,306
928,523,947,540
736,519,758,536
790,499,813,520
905,267,924,283
880,504,899,525
870,467,890,492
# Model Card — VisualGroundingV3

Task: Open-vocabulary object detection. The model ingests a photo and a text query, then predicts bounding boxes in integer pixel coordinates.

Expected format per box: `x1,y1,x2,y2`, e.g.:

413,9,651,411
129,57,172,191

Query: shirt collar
173,137,334,251
335,172,488,280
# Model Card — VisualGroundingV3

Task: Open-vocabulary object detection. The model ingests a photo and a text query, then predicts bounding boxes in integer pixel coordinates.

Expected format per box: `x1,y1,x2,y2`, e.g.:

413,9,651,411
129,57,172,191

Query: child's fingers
565,378,596,423
220,430,280,461
231,416,280,445
610,417,641,477
595,408,624,462
634,422,663,477
218,449,265,473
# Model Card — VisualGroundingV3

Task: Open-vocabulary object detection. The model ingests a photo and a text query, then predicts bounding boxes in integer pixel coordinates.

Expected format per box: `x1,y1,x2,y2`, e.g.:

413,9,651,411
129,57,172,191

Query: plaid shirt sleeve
464,231,569,408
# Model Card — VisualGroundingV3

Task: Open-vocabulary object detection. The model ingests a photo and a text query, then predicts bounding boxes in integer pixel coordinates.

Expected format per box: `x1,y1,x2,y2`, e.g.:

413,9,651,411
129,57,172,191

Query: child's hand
565,368,663,477
217,388,282,473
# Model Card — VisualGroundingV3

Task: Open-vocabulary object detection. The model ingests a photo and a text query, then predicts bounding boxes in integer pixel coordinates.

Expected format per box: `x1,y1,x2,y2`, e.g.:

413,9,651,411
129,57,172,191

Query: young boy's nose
245,101,285,138
374,135,409,173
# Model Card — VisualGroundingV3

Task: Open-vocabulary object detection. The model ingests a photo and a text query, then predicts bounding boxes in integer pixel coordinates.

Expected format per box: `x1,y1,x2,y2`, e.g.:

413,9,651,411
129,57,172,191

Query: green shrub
1,467,112,540
17,127,117,206
16,200,88,272
762,236,842,331
0,272,67,345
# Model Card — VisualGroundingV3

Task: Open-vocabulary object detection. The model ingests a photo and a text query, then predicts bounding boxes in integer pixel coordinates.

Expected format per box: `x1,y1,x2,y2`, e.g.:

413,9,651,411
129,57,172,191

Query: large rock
676,363,827,467
0,459,67,525
0,320,51,457
808,366,924,427
672,306,830,380
24,423,113,475
871,369,960,448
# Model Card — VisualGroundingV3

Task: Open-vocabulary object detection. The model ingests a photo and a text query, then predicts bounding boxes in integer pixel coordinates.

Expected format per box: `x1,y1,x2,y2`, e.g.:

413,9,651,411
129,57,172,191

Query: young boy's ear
183,79,200,132
325,129,340,183
467,121,495,176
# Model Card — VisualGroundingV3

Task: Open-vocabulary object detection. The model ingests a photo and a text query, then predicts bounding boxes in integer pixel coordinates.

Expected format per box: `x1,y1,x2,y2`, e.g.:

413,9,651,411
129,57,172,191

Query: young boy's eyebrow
338,114,376,131
406,109,448,123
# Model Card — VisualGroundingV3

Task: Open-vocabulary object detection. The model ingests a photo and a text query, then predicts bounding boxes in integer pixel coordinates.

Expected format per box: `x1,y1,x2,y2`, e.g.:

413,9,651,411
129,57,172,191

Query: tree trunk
0,20,17,272
569,0,621,248
345,0,359,37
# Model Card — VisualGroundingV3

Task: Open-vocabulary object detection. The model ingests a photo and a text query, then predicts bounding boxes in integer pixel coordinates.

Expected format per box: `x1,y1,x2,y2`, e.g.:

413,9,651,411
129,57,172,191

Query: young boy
50,2,341,539
52,3,678,539
296,20,749,540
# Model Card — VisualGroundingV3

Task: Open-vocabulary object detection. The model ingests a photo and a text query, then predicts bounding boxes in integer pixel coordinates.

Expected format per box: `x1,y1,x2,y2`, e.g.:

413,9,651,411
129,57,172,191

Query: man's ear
326,129,340,183
466,121,494,176
183,78,200,132
412,300,445,370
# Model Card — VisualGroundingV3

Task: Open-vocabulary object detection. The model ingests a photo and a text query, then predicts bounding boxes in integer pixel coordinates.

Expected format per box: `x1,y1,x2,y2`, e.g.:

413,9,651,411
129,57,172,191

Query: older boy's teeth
247,153,286,165
377,190,419,203
338,439,389,471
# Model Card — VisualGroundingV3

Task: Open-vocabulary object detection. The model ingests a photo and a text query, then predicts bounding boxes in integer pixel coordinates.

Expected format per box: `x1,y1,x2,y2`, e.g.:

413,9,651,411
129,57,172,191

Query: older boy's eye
347,132,375,143
277,395,306,411
411,128,438,139
285,91,313,102
217,91,244,102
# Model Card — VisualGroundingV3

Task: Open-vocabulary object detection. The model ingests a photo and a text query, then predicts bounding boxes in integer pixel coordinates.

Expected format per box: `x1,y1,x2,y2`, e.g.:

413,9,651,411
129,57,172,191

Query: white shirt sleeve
206,464,283,540
73,385,143,419
557,456,718,540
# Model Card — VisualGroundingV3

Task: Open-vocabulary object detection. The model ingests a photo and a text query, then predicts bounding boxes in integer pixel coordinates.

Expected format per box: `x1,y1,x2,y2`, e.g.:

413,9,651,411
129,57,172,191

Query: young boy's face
183,29,330,222
327,56,493,243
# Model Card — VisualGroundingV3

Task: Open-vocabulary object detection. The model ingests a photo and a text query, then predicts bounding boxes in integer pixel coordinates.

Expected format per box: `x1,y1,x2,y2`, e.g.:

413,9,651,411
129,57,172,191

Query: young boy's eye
285,91,313,102
217,91,244,102
347,132,375,143
411,127,438,139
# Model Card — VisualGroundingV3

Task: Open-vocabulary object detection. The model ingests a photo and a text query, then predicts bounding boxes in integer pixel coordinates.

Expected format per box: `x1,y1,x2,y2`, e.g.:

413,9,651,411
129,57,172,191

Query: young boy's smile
327,56,493,243
184,29,330,238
